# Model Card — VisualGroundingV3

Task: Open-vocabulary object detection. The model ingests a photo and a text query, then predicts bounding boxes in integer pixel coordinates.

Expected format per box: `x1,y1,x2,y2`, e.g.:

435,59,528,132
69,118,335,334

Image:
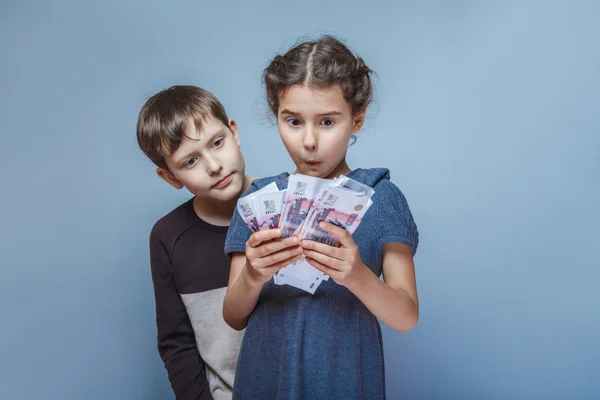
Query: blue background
1,1,598,399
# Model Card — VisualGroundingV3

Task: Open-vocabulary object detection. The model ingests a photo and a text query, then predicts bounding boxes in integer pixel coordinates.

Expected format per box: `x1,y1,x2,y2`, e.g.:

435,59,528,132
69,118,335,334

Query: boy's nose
206,156,222,175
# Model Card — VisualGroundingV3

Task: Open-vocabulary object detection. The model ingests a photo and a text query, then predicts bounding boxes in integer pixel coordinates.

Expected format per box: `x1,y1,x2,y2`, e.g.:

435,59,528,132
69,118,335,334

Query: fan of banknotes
236,174,375,294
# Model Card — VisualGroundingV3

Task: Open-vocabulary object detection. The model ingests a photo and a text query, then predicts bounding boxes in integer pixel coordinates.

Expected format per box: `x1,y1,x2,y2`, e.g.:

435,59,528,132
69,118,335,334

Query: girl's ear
352,109,366,134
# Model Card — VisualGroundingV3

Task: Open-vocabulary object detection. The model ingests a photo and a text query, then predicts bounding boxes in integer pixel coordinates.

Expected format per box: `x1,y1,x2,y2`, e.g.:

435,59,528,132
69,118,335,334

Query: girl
223,36,419,399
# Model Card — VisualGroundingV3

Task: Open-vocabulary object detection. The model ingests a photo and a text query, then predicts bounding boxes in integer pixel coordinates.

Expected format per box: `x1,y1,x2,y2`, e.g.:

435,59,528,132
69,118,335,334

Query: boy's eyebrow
172,127,227,164
200,127,226,143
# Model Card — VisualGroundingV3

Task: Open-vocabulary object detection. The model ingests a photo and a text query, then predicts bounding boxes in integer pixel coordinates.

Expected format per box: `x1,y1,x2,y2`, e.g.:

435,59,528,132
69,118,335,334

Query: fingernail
301,240,309,246
290,237,298,244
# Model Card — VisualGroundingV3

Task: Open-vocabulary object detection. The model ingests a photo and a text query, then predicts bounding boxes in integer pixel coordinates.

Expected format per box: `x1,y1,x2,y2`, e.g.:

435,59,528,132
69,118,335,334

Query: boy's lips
213,173,233,189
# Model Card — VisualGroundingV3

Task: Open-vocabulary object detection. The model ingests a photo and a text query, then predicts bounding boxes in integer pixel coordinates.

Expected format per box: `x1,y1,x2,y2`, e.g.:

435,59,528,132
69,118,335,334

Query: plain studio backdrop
1,1,598,399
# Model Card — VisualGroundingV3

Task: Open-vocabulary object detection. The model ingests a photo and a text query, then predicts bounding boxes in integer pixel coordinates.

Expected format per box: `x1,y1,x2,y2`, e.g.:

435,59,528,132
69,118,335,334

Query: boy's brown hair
136,85,230,169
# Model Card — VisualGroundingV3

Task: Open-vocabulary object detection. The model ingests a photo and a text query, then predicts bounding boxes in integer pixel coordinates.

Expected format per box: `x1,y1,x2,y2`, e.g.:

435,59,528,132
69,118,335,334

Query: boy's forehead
165,115,230,163
182,116,228,142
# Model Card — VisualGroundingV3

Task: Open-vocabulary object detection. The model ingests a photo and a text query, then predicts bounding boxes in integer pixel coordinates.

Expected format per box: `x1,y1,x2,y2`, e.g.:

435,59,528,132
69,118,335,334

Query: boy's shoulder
150,198,197,245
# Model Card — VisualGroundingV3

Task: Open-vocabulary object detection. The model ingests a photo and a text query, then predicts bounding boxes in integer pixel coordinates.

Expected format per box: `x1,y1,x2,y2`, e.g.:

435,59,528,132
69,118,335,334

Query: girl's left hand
300,221,369,288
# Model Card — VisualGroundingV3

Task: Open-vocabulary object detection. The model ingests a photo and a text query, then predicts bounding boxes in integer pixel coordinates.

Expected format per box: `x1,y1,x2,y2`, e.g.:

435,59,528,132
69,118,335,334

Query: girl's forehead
279,84,349,114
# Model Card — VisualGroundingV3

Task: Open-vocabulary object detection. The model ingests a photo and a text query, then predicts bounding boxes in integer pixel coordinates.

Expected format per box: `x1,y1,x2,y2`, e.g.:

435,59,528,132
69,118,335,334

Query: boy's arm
150,230,213,400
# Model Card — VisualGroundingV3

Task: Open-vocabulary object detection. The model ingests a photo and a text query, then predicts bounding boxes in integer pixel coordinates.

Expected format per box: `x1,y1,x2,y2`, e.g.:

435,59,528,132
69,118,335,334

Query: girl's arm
301,222,418,332
347,242,418,332
223,229,302,330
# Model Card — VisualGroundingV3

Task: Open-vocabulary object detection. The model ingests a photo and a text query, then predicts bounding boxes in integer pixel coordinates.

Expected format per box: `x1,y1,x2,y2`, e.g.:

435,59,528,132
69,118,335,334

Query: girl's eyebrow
279,108,297,115
280,109,342,117
316,111,342,117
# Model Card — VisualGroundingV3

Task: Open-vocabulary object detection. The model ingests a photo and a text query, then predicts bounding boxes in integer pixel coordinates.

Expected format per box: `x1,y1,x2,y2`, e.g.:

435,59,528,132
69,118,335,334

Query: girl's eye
320,118,334,127
287,118,302,127
185,157,198,167
212,138,224,148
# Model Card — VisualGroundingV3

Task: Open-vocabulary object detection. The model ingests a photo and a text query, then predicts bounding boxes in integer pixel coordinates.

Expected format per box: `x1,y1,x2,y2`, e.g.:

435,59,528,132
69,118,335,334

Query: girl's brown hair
263,36,374,117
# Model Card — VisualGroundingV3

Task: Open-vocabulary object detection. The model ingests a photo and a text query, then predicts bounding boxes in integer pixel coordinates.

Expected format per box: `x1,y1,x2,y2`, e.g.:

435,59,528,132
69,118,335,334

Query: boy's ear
156,167,184,189
351,110,366,134
229,119,241,147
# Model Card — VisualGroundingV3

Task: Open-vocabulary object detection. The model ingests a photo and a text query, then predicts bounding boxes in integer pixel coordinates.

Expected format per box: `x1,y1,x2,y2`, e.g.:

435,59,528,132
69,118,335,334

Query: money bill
302,186,374,246
298,177,374,281
236,182,279,232
254,190,285,231
279,174,331,239
274,270,320,294
237,174,376,294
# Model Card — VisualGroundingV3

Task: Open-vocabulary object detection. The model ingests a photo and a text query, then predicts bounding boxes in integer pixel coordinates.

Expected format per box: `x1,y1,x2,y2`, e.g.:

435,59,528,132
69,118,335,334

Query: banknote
301,186,374,247
236,174,376,294
277,257,325,283
281,176,374,282
236,182,279,232
296,184,331,239
275,269,320,294
331,175,376,198
279,174,331,239
254,190,285,231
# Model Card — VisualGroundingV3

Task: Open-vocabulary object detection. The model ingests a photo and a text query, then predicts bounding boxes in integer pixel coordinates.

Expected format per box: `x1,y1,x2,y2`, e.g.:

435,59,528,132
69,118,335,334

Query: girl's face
277,84,364,179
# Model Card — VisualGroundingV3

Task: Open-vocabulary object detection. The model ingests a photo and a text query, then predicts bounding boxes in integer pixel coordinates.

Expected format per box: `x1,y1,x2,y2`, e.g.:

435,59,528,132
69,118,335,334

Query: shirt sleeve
149,226,213,400
374,181,419,263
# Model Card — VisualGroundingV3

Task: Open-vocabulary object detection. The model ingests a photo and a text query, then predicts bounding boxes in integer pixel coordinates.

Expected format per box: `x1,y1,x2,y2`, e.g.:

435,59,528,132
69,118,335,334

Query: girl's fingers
300,239,345,260
263,246,303,268
303,249,342,271
304,256,336,276
247,229,282,248
316,222,357,249
264,253,303,275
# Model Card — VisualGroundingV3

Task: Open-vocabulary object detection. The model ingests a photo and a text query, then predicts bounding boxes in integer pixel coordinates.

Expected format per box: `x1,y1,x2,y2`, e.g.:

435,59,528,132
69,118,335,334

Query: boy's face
157,116,246,203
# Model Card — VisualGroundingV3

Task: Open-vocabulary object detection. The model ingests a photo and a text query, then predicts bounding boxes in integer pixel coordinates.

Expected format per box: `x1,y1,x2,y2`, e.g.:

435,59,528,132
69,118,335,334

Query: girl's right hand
244,229,303,284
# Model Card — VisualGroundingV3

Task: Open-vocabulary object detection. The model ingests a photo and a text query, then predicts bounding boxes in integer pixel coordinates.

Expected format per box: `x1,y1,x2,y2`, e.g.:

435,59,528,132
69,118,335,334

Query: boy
136,85,253,399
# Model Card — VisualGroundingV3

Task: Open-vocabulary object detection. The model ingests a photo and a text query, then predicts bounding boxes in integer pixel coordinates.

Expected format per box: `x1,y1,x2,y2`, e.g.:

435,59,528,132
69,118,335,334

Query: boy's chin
193,180,244,203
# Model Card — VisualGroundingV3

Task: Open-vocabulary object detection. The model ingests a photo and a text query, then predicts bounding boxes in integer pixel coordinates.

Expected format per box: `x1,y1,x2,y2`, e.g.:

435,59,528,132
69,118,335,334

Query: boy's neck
192,174,255,227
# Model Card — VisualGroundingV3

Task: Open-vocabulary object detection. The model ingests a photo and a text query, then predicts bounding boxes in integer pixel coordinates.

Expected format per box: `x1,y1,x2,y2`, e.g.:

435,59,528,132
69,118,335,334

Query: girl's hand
245,229,303,285
301,221,369,287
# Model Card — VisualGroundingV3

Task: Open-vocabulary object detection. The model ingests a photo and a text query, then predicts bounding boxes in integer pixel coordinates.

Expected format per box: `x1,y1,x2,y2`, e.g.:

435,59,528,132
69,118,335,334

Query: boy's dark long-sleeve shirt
149,198,244,400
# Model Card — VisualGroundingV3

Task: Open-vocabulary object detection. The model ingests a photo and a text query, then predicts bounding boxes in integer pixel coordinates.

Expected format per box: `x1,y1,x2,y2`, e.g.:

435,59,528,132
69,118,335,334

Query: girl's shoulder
352,168,419,256
245,172,290,195
349,167,407,200
351,166,415,224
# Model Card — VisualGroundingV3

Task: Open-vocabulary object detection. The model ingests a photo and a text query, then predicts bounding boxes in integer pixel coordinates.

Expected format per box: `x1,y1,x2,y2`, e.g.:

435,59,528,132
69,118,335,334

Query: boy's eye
212,138,224,148
320,118,334,126
287,118,302,127
185,157,198,167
